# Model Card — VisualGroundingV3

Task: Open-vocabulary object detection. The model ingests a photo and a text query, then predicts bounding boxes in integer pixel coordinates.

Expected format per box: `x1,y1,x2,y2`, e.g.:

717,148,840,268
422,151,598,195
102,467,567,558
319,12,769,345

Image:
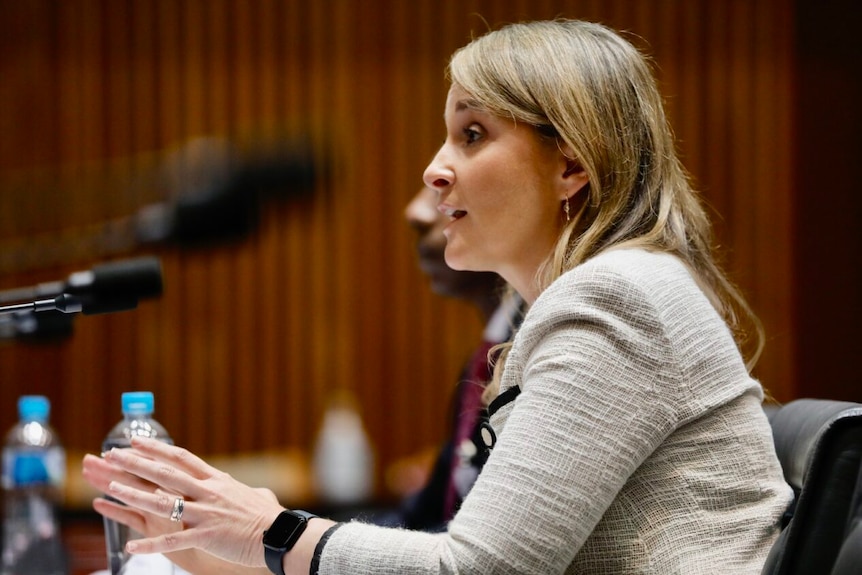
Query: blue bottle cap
18,395,50,423
121,391,155,415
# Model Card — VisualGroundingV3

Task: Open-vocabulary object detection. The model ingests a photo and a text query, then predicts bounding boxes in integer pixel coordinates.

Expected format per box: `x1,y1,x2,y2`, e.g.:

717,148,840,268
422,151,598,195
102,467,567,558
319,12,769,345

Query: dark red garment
443,339,496,518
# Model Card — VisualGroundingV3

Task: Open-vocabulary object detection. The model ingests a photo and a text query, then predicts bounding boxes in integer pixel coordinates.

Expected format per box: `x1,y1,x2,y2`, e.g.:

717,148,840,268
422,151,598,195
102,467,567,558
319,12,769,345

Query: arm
96,260,685,574
310,263,684,573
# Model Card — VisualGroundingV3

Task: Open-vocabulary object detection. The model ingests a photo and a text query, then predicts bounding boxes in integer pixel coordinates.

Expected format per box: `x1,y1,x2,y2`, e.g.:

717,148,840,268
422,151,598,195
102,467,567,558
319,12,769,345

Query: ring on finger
169,496,185,522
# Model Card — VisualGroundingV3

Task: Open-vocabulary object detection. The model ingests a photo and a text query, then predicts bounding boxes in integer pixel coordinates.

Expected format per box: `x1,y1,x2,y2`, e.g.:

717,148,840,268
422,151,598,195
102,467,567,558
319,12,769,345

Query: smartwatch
263,509,317,575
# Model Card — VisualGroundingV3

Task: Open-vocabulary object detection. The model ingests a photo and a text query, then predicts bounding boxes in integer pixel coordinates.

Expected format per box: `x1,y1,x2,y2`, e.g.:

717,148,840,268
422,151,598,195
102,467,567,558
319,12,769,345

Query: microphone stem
0,294,83,316
0,302,36,315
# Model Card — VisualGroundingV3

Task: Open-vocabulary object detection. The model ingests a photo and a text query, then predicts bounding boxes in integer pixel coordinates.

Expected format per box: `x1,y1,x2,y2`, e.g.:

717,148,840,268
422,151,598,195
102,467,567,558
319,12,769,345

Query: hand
83,452,271,575
99,437,284,568
82,453,182,540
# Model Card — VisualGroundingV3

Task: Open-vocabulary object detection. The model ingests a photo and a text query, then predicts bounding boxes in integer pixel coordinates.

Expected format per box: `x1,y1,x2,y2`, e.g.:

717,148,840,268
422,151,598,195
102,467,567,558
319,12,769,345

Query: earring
563,197,571,222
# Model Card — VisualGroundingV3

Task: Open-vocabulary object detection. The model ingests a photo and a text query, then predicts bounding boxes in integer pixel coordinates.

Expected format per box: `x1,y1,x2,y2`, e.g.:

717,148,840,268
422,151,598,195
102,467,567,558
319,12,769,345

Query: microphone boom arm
0,294,83,316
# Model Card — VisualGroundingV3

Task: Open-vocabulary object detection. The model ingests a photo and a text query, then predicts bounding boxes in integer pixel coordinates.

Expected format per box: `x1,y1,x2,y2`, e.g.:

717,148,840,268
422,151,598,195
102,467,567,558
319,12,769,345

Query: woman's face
423,85,583,301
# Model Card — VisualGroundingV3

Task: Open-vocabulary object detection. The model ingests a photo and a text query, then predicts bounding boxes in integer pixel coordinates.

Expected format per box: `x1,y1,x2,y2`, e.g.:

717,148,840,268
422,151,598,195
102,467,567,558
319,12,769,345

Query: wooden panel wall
0,0,800,503
792,0,862,403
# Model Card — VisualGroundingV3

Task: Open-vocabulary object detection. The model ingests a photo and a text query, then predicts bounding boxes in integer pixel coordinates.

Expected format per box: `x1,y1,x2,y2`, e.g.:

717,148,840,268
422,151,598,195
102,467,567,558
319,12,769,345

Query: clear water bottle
102,392,174,575
1,395,67,575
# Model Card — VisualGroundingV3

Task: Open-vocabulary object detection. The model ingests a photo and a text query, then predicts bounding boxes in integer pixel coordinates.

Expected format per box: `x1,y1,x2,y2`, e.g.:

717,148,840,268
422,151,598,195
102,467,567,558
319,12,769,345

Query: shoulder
524,248,699,337
504,250,687,383
544,248,692,303
507,248,751,409
505,248,741,391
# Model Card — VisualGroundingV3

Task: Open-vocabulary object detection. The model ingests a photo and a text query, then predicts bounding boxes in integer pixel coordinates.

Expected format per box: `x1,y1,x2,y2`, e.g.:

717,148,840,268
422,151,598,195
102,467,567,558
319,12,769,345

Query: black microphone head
66,256,164,300
170,176,259,246
142,136,319,247
236,138,319,200
79,295,139,316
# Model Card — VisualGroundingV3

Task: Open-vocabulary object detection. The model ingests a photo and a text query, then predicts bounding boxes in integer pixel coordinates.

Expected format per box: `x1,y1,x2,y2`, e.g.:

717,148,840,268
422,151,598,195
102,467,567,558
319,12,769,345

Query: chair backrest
762,398,862,575
830,460,862,574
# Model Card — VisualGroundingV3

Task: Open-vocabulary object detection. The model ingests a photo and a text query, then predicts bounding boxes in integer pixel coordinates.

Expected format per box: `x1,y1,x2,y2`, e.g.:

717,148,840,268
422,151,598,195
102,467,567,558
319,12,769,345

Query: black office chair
830,456,862,574
762,398,862,575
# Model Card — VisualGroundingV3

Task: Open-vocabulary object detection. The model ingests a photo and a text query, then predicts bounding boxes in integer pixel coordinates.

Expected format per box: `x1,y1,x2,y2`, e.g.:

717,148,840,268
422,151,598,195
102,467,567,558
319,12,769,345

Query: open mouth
442,207,467,220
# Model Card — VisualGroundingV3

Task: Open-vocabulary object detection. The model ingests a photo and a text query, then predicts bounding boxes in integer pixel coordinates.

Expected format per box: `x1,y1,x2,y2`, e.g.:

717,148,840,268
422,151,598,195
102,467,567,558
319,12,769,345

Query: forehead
444,85,485,119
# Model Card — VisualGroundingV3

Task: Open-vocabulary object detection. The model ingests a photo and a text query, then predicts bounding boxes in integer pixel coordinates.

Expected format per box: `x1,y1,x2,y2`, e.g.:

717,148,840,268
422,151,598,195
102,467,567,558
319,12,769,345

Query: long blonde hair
447,20,764,399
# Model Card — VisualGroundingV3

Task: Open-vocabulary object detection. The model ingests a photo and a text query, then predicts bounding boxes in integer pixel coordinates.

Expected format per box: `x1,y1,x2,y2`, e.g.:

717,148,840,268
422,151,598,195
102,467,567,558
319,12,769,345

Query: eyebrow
455,98,484,112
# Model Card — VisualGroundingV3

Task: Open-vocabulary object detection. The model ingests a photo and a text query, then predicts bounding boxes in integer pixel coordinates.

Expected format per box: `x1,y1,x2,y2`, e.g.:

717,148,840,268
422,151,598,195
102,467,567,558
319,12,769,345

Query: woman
83,19,793,574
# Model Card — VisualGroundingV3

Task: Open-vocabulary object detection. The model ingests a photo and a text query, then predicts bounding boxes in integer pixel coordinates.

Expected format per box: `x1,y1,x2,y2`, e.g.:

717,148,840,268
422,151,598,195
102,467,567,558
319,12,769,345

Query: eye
463,124,484,145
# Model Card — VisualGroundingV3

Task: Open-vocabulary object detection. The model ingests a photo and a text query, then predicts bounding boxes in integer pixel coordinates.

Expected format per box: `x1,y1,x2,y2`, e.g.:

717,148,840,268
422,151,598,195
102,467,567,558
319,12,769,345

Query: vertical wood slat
230,0,259,453
278,0,313,451
752,0,794,400
0,0,802,504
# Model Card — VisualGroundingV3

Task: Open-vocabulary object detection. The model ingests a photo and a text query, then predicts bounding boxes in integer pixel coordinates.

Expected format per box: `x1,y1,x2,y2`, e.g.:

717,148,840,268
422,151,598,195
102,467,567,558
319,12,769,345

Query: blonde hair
446,20,764,399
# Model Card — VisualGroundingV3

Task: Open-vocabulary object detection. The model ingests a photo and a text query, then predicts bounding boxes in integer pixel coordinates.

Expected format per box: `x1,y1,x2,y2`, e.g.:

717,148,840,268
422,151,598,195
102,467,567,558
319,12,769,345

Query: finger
125,529,197,557
154,487,181,498
92,497,149,534
107,480,190,525
129,437,216,480
83,454,161,495
104,447,201,499
82,454,116,492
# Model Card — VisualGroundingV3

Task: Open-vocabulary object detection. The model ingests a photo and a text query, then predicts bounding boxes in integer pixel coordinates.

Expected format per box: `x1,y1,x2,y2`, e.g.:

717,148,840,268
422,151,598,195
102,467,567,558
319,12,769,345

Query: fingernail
108,481,120,493
126,541,137,554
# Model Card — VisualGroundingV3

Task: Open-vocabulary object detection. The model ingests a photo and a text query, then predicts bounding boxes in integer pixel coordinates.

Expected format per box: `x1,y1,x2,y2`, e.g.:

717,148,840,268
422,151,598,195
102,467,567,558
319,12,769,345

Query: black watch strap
263,509,317,575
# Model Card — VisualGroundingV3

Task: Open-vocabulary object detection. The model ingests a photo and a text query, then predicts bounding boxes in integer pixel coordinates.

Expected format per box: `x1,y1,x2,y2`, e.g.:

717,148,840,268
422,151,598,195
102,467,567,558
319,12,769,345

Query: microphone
135,137,318,247
65,256,163,301
0,256,164,317
0,135,321,275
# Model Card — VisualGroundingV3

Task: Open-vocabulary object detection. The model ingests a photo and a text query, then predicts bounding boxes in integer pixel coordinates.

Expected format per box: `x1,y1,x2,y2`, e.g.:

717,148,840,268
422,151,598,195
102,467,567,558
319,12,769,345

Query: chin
444,255,487,275
442,250,470,272
444,238,494,273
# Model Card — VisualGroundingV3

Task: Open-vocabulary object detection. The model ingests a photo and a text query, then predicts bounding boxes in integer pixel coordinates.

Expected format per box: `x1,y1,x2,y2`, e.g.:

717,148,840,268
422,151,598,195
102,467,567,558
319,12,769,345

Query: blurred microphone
135,137,318,247
0,135,321,275
0,256,164,319
64,256,163,301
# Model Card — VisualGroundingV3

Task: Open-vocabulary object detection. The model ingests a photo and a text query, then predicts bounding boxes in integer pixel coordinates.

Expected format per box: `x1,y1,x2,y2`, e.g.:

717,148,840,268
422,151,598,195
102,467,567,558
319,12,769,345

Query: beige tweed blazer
318,248,793,574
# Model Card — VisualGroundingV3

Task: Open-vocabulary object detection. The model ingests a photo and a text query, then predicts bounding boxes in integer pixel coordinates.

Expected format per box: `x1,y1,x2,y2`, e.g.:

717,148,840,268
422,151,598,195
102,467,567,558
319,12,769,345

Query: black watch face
264,511,308,549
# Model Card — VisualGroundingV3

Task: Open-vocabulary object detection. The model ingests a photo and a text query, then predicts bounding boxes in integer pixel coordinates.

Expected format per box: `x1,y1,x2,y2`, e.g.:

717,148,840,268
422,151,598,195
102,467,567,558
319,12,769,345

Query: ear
559,156,589,201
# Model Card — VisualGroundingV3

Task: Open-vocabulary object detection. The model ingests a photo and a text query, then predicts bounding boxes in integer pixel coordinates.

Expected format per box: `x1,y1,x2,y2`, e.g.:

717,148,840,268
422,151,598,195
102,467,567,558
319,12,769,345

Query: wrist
262,509,317,575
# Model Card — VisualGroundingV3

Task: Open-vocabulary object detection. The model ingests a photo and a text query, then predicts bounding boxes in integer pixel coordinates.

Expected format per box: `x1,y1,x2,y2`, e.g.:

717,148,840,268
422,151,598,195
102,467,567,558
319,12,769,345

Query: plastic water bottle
1,395,67,575
102,392,174,575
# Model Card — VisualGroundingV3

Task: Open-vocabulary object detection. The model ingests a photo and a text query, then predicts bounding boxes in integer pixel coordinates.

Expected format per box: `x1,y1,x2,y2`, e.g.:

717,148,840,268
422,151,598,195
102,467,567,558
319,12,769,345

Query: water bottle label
2,446,66,489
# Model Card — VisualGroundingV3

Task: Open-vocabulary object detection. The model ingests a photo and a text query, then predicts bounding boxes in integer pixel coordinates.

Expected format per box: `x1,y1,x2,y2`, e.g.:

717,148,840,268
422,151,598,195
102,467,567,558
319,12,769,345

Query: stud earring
563,197,571,222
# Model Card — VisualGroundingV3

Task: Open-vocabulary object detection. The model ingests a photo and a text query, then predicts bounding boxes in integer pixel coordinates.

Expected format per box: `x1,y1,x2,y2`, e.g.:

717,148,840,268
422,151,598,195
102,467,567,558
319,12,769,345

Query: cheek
464,146,560,236
485,176,557,231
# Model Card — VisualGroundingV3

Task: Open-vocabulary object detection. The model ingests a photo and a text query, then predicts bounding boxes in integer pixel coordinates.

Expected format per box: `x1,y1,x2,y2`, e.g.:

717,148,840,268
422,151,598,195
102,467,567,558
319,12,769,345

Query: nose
404,187,439,230
423,149,454,192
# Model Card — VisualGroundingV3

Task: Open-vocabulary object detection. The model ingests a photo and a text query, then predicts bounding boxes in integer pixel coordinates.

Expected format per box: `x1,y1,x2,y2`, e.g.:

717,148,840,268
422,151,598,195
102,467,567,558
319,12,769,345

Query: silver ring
169,497,185,522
